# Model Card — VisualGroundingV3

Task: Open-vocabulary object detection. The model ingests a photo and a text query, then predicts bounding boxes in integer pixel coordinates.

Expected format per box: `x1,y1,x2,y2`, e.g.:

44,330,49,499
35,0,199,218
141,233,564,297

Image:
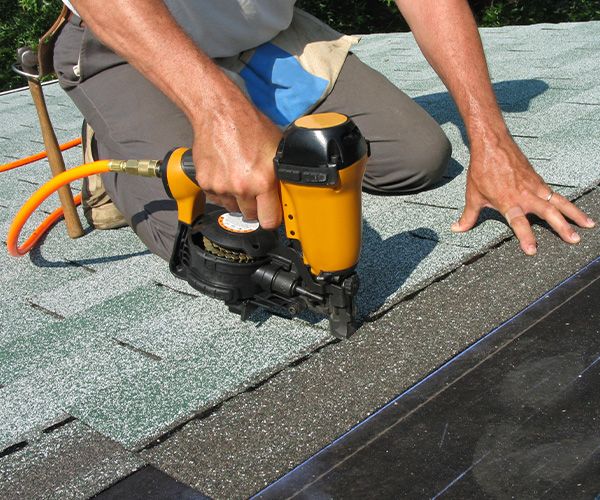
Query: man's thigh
314,53,451,193
55,21,190,260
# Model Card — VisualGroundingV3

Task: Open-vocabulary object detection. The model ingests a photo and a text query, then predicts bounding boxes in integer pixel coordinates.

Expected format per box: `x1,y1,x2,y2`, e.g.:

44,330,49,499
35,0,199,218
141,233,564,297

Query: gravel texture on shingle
1,21,599,458
0,420,144,500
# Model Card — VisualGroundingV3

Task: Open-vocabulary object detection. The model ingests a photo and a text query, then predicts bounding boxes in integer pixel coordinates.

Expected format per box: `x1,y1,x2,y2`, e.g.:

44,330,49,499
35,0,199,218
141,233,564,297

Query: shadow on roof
415,79,550,146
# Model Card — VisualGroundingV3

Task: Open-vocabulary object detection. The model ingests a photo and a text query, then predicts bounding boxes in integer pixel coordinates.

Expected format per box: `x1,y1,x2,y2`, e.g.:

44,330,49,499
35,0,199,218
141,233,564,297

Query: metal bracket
11,63,40,81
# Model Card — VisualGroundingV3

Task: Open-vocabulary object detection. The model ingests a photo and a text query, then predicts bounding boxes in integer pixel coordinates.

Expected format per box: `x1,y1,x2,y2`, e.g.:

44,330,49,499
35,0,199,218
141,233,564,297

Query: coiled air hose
6,161,111,256
5,159,160,257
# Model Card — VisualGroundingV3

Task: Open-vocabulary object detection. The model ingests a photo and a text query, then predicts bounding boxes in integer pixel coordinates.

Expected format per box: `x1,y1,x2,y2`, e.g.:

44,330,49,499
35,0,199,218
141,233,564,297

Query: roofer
53,0,594,261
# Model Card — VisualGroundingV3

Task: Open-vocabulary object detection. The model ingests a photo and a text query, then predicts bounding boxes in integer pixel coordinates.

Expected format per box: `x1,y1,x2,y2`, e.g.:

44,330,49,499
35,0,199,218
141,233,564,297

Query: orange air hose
0,138,82,173
7,161,111,257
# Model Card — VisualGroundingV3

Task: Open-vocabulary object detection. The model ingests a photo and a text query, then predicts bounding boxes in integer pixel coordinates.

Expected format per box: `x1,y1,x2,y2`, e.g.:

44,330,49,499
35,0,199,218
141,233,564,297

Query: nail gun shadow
357,222,437,319
263,222,438,330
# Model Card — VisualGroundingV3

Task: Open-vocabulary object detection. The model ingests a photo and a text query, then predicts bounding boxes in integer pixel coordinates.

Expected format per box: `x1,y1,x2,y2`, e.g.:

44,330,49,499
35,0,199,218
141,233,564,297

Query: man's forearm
396,0,594,251
69,0,283,228
395,0,508,148
70,0,251,130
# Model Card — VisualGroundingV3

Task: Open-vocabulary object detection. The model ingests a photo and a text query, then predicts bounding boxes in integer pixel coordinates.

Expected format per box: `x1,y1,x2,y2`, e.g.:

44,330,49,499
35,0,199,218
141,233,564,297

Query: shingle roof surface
0,22,599,463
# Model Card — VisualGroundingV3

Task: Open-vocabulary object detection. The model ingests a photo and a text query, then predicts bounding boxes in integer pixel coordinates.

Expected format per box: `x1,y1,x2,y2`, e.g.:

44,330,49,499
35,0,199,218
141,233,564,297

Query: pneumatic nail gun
118,112,370,338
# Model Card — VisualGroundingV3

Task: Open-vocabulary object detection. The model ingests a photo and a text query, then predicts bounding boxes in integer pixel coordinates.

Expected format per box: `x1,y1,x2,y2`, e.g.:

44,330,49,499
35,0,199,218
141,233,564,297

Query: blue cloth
240,43,329,126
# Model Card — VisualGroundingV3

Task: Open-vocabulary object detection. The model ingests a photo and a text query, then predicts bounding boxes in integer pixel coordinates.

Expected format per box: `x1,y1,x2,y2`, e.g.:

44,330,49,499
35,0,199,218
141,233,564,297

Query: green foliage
0,0,62,91
296,0,407,34
480,0,600,26
297,0,600,32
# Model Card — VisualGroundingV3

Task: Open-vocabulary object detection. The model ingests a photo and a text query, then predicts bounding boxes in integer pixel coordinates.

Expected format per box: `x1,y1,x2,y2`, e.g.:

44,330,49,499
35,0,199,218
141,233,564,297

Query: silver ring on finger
544,190,555,202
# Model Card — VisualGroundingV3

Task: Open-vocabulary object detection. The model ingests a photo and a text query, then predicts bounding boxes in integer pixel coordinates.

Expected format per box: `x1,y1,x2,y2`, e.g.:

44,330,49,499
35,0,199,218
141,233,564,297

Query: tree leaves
0,0,61,91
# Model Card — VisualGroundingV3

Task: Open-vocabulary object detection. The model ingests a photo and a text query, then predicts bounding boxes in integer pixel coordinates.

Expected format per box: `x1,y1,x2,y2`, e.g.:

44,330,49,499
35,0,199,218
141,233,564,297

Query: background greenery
1,0,599,91
0,0,59,91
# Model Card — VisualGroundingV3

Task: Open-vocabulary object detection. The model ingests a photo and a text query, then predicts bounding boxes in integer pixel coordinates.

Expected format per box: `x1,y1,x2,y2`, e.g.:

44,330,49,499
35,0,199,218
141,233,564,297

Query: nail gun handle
161,148,205,225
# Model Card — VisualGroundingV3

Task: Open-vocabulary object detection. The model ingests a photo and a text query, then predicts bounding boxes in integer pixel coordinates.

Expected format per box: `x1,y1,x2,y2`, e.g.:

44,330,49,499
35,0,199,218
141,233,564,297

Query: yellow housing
279,155,367,275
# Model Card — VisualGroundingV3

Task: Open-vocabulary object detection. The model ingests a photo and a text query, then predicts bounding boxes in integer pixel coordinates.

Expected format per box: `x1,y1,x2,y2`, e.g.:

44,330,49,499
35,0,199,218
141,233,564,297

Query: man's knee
414,130,452,189
363,126,452,194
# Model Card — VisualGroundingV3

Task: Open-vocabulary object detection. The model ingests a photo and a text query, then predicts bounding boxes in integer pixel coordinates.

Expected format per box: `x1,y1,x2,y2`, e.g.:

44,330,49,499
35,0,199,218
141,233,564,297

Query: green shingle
1,21,599,454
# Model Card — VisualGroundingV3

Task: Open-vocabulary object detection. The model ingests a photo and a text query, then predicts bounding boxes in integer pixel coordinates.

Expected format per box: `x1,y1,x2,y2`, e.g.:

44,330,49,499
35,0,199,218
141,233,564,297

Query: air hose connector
108,159,161,177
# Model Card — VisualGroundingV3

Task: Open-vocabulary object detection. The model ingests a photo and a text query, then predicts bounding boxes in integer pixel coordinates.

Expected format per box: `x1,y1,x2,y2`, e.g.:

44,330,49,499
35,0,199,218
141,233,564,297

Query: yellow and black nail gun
123,112,368,338
160,112,369,338
106,113,370,338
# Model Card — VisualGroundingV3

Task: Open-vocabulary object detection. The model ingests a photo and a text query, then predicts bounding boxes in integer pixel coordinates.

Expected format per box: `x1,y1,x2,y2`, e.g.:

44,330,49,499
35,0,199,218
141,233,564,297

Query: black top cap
274,113,369,186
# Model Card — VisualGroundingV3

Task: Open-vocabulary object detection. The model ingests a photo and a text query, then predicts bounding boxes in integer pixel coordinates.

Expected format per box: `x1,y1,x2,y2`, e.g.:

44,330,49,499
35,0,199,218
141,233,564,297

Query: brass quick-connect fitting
108,159,161,178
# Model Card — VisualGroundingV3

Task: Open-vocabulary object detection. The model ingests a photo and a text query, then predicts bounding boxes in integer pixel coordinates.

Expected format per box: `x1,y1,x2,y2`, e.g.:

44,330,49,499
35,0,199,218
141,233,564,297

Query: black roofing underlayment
257,257,600,499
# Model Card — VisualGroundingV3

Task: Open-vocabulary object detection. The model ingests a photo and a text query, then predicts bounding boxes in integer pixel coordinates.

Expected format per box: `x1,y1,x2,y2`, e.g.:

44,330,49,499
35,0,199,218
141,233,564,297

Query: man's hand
192,99,282,228
395,0,594,253
451,132,595,255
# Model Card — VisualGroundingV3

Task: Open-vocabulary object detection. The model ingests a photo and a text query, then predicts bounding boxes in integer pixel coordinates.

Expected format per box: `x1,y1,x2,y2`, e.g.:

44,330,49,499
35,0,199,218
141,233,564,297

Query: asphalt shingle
1,21,599,455
0,420,144,500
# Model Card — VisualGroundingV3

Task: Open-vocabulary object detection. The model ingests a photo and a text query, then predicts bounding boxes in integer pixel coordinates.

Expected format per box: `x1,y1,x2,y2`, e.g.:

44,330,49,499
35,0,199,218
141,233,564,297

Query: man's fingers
504,206,537,255
256,190,282,229
207,194,239,214
528,196,581,244
548,192,596,229
451,202,480,233
236,197,258,222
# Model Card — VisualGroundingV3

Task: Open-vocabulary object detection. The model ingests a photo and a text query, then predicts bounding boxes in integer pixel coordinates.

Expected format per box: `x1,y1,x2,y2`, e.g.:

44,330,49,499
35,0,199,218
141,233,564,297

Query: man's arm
395,0,594,255
70,0,282,228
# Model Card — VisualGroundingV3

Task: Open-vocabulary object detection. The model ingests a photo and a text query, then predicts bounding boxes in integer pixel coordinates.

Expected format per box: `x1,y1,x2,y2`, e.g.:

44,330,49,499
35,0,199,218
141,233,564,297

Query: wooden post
16,47,84,239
